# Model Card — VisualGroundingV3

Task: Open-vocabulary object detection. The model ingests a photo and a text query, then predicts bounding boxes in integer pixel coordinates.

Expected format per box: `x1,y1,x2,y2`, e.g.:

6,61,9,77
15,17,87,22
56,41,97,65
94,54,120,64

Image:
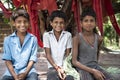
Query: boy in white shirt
43,10,74,80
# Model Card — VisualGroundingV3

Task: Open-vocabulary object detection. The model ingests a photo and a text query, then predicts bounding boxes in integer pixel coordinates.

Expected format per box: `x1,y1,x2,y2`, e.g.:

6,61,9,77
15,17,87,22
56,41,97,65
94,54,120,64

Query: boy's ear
95,22,97,26
80,21,82,27
10,20,15,27
13,22,15,27
28,22,30,26
50,21,53,26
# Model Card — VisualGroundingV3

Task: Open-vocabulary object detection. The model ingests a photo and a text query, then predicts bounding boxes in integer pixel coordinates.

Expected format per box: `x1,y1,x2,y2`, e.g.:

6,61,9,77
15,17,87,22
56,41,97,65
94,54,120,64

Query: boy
43,10,74,80
72,7,114,80
1,8,39,80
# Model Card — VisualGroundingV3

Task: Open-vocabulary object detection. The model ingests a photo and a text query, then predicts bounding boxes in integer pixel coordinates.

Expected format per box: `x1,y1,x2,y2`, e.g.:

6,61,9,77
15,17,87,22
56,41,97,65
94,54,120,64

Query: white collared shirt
43,30,72,68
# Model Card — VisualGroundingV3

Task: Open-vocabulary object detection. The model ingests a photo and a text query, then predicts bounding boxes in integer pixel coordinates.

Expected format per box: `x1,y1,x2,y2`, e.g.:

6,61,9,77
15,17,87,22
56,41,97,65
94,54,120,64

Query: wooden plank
98,53,120,67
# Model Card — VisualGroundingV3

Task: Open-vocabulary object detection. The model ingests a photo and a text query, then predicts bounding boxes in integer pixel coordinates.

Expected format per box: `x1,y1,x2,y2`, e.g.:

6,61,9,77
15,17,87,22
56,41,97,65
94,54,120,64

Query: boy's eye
54,21,58,24
83,19,95,22
53,21,65,26
15,20,21,24
90,19,95,22
84,19,88,22
15,20,28,24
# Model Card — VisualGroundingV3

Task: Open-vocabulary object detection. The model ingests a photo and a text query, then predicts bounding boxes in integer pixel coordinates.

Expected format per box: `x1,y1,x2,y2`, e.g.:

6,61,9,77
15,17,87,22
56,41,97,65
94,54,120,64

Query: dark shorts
1,72,39,80
47,67,74,80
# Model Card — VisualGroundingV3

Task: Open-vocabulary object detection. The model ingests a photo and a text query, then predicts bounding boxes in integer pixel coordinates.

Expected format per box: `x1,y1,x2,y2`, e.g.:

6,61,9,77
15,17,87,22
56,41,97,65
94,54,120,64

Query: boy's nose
21,22,26,26
57,23,61,26
56,23,64,26
87,21,91,24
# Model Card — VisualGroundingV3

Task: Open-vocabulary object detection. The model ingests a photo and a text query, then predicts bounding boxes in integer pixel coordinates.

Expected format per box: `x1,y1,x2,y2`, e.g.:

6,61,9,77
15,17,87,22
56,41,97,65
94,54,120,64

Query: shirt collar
49,29,66,34
10,31,32,37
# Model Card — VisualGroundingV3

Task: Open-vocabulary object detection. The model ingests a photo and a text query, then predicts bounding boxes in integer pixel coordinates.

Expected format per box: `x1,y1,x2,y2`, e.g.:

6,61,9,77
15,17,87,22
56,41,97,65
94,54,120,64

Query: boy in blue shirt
1,8,39,80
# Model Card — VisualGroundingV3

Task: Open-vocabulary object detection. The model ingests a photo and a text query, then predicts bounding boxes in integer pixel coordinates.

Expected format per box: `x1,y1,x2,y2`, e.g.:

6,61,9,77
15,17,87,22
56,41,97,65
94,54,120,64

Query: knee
47,74,59,80
27,72,39,80
65,75,74,80
1,75,13,80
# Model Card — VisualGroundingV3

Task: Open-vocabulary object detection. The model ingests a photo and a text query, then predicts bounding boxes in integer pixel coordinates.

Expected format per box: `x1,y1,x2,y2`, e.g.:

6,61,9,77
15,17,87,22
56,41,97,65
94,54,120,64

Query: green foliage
1,0,15,10
104,67,120,74
103,13,120,49
1,0,15,24
103,19,115,45
2,15,9,23
117,0,120,2
116,13,120,25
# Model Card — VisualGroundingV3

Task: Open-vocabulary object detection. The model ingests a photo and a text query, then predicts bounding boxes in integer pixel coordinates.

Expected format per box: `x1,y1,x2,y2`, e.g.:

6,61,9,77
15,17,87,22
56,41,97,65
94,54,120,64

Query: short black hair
49,10,66,22
11,8,29,21
80,7,96,21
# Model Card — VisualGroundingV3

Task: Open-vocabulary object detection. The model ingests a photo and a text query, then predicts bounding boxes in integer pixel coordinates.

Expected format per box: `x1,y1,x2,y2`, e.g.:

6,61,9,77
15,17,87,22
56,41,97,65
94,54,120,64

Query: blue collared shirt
2,31,38,76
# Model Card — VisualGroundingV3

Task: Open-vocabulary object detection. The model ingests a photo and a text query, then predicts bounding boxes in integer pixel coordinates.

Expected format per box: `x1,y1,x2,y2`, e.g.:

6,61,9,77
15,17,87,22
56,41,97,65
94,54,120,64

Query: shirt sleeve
2,37,12,60
66,33,72,49
29,37,38,62
43,32,50,48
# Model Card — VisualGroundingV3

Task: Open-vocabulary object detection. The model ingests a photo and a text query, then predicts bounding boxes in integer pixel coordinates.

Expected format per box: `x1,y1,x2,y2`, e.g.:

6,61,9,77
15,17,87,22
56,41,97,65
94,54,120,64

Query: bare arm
97,35,103,59
45,47,67,79
5,60,19,80
72,34,105,80
65,48,71,57
43,33,58,68
45,48,58,69
18,61,34,80
72,34,94,73
25,60,34,74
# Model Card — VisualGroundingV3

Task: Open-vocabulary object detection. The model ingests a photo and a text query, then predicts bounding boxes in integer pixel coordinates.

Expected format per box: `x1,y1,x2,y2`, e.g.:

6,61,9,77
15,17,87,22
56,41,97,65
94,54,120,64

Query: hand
57,67,66,80
92,69,105,80
15,79,20,80
18,72,27,80
14,75,19,80
61,73,66,80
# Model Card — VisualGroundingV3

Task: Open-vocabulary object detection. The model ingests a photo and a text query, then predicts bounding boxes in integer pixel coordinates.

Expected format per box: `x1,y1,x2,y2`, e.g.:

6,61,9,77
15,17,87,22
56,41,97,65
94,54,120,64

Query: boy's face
50,17,65,32
14,16,29,33
81,15,96,32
